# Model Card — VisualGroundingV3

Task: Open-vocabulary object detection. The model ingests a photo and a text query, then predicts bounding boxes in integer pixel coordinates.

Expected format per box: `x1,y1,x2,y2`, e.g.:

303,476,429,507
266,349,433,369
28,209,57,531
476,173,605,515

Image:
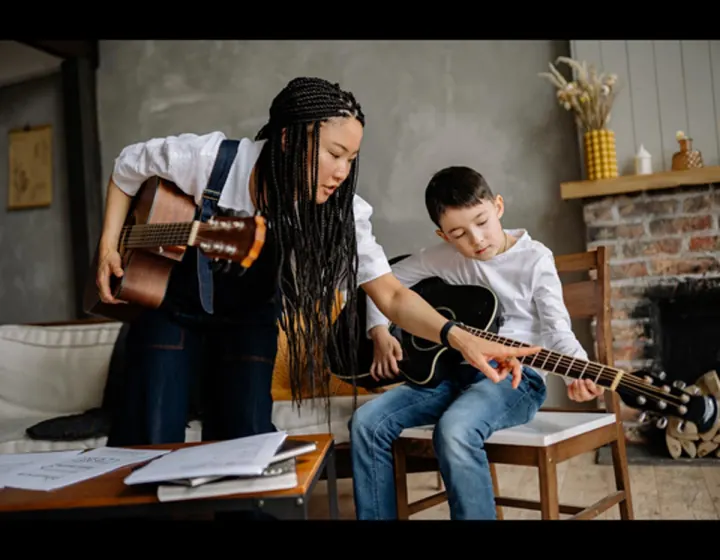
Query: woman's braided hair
254,77,364,408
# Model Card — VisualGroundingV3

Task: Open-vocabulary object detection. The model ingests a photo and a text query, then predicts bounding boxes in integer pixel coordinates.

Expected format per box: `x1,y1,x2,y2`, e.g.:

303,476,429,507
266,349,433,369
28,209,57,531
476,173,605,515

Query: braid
254,77,364,412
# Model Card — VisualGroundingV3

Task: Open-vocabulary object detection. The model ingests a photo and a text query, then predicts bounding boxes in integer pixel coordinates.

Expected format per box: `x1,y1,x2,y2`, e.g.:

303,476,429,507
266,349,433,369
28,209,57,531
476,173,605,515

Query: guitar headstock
192,215,266,269
617,369,719,434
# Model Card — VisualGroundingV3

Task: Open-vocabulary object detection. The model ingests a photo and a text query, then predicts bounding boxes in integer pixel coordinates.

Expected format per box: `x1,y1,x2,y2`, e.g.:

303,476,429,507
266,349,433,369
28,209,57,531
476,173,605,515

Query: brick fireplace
583,183,719,371
577,178,720,460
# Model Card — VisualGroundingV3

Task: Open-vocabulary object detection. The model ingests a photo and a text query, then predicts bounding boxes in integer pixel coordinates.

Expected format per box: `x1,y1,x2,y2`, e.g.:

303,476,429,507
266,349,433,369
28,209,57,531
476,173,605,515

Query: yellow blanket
270,290,382,401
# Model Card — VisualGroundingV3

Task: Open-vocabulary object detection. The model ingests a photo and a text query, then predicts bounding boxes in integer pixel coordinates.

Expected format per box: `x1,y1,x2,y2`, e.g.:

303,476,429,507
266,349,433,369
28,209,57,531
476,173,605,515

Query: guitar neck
461,325,627,392
120,221,198,249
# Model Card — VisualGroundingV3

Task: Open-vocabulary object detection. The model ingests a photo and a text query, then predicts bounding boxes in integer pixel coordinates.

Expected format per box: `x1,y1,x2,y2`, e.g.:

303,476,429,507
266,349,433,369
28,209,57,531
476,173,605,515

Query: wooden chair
391,246,634,520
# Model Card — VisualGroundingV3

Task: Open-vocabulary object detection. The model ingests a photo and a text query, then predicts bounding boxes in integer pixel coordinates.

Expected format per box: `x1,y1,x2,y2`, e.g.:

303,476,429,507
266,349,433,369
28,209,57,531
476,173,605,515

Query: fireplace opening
598,277,720,465
646,277,720,386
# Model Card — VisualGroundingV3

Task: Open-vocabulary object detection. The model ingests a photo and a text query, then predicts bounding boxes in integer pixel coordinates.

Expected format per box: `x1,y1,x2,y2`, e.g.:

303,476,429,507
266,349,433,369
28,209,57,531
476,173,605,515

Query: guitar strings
463,326,688,406
119,222,231,248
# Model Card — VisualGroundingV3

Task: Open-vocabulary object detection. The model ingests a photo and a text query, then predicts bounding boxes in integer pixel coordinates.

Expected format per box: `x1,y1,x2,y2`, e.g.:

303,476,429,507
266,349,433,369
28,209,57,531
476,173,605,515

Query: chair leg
609,425,635,519
537,448,560,519
435,471,443,490
489,462,504,520
392,441,411,520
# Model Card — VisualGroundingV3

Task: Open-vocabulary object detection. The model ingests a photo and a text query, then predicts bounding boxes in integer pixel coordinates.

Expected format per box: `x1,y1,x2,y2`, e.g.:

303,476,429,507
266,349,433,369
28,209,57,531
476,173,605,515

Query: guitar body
83,176,266,322
399,278,501,386
332,275,501,389
84,177,195,322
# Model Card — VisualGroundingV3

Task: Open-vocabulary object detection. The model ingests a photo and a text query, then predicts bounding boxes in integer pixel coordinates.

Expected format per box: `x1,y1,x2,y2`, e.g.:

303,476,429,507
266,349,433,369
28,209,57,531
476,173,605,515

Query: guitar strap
195,138,240,315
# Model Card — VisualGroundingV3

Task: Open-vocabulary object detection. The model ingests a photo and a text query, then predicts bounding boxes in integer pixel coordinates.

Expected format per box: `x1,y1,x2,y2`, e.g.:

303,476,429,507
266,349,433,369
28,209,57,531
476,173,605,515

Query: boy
349,166,602,520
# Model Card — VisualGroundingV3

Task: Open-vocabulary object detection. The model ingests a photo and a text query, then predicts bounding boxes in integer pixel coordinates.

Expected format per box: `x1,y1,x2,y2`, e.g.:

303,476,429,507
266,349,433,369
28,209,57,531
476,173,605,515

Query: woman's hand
447,326,540,389
96,179,134,305
96,245,125,304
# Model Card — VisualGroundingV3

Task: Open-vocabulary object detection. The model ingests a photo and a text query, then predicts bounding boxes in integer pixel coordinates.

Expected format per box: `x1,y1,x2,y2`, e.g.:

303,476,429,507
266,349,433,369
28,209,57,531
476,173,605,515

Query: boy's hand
567,378,603,402
369,326,404,381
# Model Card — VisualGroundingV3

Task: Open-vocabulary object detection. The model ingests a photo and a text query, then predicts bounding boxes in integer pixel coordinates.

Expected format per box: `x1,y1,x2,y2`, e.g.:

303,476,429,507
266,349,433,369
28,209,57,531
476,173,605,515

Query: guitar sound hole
410,306,455,351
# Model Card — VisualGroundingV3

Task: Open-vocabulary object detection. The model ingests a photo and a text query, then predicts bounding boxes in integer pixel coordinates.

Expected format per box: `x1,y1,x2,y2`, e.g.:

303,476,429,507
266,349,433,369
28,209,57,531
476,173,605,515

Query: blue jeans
349,365,547,520
106,301,279,447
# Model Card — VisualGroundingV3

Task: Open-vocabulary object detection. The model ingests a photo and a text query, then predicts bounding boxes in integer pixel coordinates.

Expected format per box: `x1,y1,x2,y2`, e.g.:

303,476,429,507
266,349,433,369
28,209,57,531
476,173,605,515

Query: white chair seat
399,411,617,448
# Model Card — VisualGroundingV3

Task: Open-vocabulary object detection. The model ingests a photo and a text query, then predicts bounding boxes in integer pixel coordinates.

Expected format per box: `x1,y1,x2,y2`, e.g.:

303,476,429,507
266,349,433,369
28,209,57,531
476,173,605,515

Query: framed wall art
8,124,52,210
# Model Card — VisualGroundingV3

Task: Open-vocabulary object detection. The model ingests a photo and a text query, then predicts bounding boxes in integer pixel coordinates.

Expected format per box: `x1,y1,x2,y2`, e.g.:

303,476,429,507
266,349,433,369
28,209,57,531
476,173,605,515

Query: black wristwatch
440,320,460,348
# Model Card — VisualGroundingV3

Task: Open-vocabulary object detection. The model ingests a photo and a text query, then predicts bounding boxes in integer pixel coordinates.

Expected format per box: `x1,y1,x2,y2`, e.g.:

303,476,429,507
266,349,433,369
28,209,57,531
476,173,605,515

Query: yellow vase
583,129,618,181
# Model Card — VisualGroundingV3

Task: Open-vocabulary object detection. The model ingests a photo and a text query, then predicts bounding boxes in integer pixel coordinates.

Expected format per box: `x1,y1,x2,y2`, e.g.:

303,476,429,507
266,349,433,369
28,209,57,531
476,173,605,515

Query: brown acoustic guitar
83,176,266,322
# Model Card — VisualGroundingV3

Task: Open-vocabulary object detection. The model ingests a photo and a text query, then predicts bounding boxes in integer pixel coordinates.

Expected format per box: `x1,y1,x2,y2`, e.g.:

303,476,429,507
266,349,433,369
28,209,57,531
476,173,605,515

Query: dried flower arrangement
539,56,619,132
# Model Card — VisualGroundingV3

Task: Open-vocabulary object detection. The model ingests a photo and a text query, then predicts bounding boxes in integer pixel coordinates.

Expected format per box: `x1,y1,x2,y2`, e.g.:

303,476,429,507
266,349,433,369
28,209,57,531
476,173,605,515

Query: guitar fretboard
461,324,624,390
120,222,195,249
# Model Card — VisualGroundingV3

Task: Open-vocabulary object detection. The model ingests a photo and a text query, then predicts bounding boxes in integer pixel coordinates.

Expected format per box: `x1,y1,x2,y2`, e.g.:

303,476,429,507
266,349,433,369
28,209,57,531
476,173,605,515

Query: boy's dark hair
424,166,495,227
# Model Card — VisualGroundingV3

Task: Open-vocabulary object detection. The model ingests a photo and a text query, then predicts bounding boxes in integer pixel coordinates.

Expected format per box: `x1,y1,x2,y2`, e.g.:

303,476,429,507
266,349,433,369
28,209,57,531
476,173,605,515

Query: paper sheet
124,431,287,485
0,450,84,488
0,447,170,491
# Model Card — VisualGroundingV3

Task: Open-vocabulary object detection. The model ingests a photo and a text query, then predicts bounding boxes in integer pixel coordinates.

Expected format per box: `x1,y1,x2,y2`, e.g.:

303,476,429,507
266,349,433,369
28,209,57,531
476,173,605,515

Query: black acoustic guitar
332,274,719,435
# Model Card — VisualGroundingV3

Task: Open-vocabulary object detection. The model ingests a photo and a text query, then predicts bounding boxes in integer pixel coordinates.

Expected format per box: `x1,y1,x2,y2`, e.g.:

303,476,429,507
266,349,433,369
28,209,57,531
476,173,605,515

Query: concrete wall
0,72,75,323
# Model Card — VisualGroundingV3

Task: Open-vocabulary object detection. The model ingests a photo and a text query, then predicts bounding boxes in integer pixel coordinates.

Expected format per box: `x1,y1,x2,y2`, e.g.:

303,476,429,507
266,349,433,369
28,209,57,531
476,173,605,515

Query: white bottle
635,144,652,175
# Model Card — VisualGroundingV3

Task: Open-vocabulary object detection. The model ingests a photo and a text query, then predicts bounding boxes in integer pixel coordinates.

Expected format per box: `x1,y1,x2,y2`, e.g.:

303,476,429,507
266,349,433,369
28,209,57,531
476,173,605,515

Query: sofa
0,319,381,456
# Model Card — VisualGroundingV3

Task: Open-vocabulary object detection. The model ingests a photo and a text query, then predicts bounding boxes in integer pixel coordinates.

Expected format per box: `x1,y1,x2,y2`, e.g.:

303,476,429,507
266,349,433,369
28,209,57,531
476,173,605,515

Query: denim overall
107,140,281,447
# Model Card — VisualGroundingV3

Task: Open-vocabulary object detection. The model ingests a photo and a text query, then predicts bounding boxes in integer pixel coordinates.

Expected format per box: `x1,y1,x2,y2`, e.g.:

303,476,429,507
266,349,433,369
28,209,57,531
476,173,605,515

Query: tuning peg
673,380,686,389
210,258,232,273
644,370,667,383
656,417,668,429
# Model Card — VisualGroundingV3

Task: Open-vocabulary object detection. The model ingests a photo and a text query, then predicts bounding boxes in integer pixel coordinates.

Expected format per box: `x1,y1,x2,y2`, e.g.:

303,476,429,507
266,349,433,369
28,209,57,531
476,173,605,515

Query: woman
96,76,538,446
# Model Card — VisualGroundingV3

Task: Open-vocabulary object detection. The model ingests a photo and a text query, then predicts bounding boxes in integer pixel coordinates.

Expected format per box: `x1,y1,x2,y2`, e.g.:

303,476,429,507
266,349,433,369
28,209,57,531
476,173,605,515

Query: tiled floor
307,451,720,520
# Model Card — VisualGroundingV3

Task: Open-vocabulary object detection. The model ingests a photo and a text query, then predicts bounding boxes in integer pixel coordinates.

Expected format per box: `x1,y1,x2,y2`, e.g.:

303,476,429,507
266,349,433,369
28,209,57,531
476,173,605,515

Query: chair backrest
553,246,620,414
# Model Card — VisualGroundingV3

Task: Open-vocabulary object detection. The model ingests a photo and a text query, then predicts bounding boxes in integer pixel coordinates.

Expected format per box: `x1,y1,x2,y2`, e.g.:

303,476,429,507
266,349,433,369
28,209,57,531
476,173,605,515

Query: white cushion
0,322,122,422
399,411,617,447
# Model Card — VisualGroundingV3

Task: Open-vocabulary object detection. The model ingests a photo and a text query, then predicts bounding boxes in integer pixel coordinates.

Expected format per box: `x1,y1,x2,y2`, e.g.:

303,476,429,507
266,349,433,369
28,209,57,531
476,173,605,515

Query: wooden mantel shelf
560,165,720,200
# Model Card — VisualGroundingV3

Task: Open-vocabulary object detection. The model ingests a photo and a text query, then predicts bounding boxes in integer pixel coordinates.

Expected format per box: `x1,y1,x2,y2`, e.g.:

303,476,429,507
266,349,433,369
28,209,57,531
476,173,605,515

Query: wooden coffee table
0,433,338,520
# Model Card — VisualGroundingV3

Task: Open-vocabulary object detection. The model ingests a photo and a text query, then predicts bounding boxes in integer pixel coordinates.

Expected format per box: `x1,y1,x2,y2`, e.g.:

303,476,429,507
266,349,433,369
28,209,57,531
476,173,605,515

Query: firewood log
697,441,719,458
661,370,720,460
665,433,683,459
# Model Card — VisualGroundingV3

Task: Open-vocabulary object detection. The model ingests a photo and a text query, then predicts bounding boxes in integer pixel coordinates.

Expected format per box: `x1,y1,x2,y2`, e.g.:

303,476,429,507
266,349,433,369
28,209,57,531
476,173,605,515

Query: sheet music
0,450,83,488
124,431,287,485
0,447,170,491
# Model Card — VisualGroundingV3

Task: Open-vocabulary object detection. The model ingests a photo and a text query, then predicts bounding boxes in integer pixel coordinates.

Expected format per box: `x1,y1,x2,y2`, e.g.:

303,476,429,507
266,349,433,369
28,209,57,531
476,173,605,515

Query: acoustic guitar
83,176,266,322
332,276,719,435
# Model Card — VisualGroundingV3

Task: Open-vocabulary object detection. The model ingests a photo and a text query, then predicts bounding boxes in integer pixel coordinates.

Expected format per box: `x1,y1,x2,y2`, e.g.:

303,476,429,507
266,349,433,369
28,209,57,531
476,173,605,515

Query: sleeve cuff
111,170,143,197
